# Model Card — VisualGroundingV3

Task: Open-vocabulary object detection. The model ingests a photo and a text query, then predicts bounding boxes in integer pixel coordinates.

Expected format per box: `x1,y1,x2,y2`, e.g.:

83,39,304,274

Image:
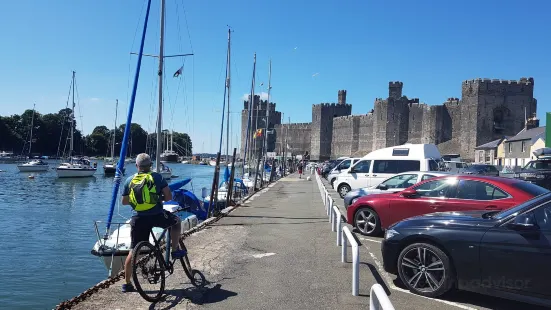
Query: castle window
508,143,512,153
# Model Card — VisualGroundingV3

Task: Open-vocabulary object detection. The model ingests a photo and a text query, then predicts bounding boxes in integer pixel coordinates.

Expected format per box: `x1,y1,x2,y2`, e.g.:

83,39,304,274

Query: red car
347,175,544,236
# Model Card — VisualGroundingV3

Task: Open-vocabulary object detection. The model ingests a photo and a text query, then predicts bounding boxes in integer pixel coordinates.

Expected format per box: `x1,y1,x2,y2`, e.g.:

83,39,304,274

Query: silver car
343,171,453,209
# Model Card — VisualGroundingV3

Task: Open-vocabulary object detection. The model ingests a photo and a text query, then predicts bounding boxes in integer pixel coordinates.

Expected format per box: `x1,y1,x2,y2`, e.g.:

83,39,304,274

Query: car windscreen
465,165,486,171
523,160,551,170
493,192,551,220
511,181,550,197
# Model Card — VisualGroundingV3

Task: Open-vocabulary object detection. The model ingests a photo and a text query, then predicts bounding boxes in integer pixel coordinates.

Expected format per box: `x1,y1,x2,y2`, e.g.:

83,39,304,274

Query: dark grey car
462,164,500,176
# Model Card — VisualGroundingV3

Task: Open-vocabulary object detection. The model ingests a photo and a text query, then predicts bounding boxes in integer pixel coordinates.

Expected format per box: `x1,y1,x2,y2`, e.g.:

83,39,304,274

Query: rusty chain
54,199,241,310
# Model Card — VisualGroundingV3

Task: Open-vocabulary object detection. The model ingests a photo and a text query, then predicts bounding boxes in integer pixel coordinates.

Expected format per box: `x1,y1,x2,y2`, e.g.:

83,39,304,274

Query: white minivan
333,144,442,198
327,157,361,186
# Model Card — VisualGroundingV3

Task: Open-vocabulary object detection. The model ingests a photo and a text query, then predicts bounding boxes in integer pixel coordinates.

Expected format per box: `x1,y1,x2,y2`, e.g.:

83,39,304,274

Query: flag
173,66,183,77
253,129,263,139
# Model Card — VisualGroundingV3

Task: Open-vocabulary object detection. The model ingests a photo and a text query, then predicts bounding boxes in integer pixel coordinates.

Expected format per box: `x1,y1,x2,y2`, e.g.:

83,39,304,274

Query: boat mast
155,0,166,173
242,53,256,176
70,71,75,160
28,103,35,157
262,59,272,178
111,100,118,159
217,28,231,161
226,28,232,163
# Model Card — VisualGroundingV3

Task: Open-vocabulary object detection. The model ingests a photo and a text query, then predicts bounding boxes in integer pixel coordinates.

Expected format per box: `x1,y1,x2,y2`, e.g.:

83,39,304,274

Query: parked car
327,157,361,187
333,144,442,198
347,175,543,236
343,171,452,208
381,187,551,307
514,149,551,190
462,164,500,176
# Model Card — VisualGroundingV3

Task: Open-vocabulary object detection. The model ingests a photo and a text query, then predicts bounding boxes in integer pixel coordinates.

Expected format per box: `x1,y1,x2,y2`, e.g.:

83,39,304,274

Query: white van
327,157,361,186
333,144,442,198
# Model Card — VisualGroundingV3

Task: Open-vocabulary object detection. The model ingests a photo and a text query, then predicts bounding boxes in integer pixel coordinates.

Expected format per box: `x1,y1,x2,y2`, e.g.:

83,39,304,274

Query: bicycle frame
149,227,173,272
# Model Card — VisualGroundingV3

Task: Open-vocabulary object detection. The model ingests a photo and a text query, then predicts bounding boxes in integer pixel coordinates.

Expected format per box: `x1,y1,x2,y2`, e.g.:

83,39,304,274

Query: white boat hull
92,205,199,275
57,168,97,178
17,165,49,172
161,171,172,179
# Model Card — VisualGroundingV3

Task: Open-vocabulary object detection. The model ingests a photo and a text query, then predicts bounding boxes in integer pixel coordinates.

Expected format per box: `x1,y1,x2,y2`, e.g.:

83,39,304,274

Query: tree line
0,108,192,157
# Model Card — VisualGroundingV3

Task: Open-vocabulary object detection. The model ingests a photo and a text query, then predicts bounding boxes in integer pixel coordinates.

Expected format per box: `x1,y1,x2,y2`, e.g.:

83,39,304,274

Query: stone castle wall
244,79,537,161
274,123,311,156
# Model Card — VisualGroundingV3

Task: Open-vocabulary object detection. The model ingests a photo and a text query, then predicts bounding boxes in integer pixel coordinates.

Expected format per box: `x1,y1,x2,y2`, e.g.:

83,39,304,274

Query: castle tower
240,95,282,158
389,81,403,99
460,77,537,158
338,90,347,105
310,90,352,160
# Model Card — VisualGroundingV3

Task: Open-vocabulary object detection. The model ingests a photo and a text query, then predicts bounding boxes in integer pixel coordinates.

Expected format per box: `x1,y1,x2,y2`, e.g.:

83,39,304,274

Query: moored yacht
160,150,179,162
17,159,49,172
57,157,97,178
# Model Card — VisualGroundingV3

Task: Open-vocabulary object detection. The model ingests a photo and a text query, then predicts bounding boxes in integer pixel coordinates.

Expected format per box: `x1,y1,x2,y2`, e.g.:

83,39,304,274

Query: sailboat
160,130,179,162
17,104,49,172
91,0,204,276
56,71,97,178
103,100,126,175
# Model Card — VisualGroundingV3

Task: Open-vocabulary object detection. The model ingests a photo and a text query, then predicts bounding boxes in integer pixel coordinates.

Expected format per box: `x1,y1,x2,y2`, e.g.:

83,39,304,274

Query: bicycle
131,210,204,302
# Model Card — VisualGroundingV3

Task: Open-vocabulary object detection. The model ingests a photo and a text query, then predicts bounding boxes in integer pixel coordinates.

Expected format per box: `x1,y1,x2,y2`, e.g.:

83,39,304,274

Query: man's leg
124,250,133,284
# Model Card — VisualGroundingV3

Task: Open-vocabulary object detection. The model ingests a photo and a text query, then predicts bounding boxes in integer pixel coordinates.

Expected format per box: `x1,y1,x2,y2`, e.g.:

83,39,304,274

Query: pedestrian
298,161,303,178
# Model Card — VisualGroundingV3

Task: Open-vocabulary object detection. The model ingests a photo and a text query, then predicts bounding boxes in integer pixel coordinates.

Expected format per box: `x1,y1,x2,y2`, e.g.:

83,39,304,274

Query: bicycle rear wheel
179,240,204,287
132,241,166,302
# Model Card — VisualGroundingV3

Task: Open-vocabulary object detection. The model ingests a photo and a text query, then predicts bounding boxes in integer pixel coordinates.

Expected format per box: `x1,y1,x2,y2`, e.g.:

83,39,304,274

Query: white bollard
342,226,359,296
332,205,341,236
337,214,342,246
370,284,396,310
330,201,335,229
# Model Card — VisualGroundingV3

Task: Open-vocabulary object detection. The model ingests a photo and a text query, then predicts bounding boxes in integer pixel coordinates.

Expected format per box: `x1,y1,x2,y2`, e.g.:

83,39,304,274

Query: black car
514,156,551,190
462,164,500,176
382,185,551,307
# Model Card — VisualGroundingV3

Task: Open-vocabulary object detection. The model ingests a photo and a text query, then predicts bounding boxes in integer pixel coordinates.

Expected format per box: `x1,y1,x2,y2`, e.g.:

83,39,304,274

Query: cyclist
120,153,186,293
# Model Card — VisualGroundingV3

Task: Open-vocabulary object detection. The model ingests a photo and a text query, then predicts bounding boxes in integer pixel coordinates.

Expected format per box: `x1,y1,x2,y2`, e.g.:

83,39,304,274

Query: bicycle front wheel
132,241,166,302
179,240,204,287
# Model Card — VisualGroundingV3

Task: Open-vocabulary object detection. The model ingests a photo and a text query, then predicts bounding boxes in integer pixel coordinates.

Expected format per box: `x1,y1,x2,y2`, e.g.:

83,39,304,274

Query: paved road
321,176,549,310
70,173,547,310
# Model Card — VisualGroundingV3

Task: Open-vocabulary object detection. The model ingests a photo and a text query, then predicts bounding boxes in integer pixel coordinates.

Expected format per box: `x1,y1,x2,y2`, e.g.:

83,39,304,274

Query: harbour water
0,161,218,309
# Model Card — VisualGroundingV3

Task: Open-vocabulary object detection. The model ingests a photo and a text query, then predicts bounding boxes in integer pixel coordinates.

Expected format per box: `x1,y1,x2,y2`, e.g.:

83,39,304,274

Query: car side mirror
378,184,388,190
507,213,539,232
348,169,354,174
401,188,418,198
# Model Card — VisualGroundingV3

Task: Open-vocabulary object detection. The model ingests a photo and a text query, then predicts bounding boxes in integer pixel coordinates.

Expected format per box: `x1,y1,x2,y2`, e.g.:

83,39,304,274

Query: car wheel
337,184,351,198
353,207,382,236
397,242,454,298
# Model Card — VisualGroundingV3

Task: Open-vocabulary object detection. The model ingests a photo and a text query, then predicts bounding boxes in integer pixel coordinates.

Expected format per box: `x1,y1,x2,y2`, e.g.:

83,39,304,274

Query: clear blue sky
0,0,549,154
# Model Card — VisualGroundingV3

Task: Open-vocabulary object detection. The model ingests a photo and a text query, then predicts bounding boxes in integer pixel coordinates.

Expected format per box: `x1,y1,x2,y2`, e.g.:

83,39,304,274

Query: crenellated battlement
462,77,534,86
408,98,420,104
276,123,311,129
312,102,353,108
389,81,403,87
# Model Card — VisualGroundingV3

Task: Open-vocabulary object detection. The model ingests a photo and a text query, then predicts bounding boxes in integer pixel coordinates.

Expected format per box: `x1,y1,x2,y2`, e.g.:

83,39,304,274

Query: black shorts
130,210,181,248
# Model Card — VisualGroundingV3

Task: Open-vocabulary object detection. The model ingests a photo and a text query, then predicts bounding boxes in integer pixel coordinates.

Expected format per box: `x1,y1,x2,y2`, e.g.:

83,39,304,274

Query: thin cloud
312,73,319,77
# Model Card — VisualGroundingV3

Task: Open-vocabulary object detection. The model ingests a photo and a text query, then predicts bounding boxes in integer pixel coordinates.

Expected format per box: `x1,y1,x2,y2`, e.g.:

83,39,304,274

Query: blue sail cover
168,178,191,191
223,166,230,183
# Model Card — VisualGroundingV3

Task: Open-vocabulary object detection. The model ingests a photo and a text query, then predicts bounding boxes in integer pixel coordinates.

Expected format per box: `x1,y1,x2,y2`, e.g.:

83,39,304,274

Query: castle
241,77,538,161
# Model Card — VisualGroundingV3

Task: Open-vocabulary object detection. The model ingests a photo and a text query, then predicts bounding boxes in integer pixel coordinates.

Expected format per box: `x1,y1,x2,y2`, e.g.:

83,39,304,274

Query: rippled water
0,161,217,309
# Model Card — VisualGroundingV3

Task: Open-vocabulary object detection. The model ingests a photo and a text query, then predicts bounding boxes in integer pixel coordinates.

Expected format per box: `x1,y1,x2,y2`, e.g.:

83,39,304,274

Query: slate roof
507,126,546,143
475,138,505,150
